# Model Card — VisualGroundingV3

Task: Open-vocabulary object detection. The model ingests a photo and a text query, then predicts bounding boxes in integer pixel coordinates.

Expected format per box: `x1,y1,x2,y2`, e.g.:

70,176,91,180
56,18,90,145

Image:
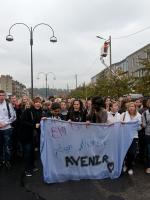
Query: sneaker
34,147,39,152
128,169,133,175
33,167,39,172
145,168,150,174
123,165,127,173
25,171,33,177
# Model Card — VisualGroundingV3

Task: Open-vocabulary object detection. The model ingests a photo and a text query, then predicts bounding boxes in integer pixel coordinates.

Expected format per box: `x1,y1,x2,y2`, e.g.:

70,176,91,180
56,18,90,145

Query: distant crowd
0,89,150,177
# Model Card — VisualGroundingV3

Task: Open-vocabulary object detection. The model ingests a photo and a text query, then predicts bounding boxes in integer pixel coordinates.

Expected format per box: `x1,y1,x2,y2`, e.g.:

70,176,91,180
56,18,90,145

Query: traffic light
101,41,109,57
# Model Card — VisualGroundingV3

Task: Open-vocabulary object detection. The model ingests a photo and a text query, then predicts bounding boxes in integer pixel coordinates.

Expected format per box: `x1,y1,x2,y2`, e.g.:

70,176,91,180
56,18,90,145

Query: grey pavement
1,159,150,200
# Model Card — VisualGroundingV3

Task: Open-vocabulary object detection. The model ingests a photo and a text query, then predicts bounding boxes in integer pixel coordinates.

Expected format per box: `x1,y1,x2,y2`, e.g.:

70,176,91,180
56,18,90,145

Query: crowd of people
0,89,150,178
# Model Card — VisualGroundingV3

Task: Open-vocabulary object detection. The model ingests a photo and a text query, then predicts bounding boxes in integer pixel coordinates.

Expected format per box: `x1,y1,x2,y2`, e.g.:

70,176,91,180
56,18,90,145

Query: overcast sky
0,0,150,89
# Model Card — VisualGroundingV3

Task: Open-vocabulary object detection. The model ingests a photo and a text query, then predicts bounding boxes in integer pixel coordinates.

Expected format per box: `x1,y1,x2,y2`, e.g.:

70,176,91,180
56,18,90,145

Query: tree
94,69,134,98
69,69,136,99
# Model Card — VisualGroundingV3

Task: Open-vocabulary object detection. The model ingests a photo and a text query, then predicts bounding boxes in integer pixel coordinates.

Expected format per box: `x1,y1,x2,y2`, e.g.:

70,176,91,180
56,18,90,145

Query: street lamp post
37,72,56,99
6,23,57,99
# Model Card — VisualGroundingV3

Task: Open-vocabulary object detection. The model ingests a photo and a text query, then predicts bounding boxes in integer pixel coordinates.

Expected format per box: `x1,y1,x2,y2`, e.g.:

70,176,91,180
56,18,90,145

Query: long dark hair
92,96,105,112
70,99,84,112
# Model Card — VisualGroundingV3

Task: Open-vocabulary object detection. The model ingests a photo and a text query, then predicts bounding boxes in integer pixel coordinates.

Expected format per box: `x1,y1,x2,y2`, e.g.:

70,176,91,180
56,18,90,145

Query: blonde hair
25,100,33,109
126,101,137,116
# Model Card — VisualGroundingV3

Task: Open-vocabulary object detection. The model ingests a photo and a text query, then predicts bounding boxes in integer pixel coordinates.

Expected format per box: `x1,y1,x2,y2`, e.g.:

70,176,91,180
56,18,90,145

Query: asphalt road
1,158,150,200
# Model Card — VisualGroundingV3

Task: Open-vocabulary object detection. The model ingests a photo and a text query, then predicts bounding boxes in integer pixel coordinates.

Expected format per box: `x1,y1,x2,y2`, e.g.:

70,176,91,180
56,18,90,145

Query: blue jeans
126,138,138,170
0,128,13,161
145,135,150,168
22,141,35,172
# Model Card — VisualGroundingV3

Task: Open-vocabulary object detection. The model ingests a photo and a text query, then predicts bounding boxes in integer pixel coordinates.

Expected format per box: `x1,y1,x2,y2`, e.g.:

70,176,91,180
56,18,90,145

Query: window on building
147,50,150,59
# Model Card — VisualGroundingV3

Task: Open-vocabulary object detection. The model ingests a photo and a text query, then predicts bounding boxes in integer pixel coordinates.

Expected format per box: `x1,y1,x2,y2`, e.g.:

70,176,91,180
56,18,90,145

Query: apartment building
0,75,28,97
0,75,12,95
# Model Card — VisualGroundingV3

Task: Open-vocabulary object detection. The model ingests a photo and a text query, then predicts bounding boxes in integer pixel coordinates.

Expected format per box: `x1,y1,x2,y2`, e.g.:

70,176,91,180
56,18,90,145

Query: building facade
0,75,28,97
12,80,29,98
0,75,12,95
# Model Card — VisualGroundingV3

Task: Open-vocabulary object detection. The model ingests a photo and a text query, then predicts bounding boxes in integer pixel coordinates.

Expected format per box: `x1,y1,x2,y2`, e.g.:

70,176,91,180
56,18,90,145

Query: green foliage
94,69,134,98
69,83,95,99
69,69,135,98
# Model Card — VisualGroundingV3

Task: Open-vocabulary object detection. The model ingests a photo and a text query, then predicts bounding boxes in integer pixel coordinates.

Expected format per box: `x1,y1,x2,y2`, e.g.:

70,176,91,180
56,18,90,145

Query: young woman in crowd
19,97,43,177
135,98,143,111
42,101,52,118
142,99,150,174
67,99,86,122
104,96,111,112
19,95,30,112
60,101,68,121
118,99,128,114
121,102,142,175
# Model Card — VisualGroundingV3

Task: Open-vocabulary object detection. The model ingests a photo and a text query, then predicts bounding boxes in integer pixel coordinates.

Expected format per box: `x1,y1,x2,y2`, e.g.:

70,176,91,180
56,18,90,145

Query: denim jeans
22,141,35,172
145,135,150,168
0,128,13,161
126,138,139,170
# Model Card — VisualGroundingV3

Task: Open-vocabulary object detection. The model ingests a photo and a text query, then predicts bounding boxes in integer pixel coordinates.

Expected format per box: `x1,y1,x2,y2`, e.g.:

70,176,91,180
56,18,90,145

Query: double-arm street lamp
6,23,57,99
37,72,56,99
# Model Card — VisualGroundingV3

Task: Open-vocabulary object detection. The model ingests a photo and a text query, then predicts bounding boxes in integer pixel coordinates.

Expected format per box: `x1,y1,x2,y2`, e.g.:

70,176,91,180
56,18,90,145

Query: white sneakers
123,165,127,173
145,168,150,174
122,164,134,175
128,169,133,175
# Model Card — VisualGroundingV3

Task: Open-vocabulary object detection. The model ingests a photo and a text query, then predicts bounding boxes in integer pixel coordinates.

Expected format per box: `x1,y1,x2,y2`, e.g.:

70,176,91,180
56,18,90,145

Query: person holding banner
67,99,86,122
50,102,62,119
19,97,43,177
107,101,121,123
87,96,107,123
121,102,142,175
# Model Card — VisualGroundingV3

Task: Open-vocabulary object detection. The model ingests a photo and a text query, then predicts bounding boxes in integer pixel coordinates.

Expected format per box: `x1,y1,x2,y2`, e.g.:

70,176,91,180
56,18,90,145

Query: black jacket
67,110,86,122
19,107,43,143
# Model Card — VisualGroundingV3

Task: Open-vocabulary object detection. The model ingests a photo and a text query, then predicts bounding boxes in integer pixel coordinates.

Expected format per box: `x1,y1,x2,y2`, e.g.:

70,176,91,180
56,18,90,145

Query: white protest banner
40,119,138,183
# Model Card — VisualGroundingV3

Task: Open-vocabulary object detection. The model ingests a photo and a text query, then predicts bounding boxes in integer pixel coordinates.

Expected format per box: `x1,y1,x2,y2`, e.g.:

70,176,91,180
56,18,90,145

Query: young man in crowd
87,96,107,123
0,90,16,168
107,101,121,123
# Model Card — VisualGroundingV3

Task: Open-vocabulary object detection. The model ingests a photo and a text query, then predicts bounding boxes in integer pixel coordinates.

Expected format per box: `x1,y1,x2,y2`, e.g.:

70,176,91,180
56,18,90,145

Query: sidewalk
24,162,150,200
1,159,150,200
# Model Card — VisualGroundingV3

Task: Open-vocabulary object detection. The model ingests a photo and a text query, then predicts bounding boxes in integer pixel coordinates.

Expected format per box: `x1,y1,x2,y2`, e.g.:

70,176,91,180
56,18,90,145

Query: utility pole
45,74,47,99
109,35,112,77
67,83,69,93
75,74,78,89
48,84,50,97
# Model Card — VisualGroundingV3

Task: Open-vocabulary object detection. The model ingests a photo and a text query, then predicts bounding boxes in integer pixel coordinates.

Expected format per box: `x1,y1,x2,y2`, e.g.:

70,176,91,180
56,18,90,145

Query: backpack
6,100,11,119
143,111,147,124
